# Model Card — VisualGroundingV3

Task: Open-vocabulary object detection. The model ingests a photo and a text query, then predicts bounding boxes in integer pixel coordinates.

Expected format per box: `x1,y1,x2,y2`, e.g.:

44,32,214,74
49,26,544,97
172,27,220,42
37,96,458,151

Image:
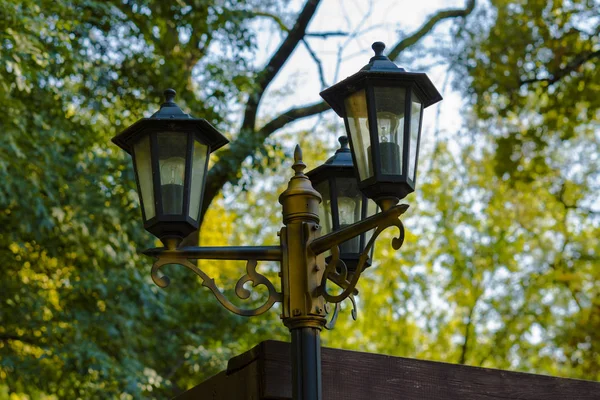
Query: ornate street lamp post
113,42,441,400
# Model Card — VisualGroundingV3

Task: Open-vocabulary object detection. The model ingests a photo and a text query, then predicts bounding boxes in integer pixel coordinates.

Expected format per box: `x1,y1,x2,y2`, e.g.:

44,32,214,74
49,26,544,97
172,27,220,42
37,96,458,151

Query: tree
0,0,478,397
454,0,599,378
5,0,597,398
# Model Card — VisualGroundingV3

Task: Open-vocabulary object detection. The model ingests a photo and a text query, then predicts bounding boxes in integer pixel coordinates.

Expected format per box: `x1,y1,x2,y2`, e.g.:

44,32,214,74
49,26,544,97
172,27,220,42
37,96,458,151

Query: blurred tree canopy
0,0,598,398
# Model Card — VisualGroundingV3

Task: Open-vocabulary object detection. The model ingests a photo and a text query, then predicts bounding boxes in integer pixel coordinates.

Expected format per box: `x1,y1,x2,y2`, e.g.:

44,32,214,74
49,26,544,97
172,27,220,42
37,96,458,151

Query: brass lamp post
113,42,441,400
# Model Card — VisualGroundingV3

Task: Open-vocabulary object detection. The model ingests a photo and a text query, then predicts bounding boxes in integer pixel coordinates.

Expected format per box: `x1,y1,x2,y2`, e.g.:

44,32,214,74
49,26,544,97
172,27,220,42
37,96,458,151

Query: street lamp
113,43,441,400
320,41,443,211
112,88,228,247
306,136,378,275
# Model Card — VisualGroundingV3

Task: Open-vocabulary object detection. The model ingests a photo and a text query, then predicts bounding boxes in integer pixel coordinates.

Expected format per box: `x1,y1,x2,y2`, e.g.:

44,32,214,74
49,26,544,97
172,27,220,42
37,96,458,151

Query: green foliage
440,0,600,379
455,0,599,181
1,0,598,398
0,0,287,398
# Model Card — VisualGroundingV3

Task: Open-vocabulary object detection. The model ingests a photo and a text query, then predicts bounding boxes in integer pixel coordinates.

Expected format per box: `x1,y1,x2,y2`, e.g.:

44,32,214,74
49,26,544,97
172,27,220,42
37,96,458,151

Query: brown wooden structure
175,340,599,399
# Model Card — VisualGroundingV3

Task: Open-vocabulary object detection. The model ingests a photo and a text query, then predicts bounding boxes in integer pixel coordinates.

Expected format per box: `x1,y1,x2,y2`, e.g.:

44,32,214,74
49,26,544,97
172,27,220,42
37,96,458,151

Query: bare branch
333,0,374,82
458,295,479,365
241,0,322,133
519,49,600,86
252,11,289,32
302,39,327,88
257,101,330,136
197,101,330,226
306,31,348,38
387,0,476,61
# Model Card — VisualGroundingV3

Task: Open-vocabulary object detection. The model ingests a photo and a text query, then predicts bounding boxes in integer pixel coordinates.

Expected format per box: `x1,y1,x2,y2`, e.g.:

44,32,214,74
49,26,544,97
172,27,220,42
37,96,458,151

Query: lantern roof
319,42,443,117
324,136,353,166
306,137,354,183
360,42,405,72
112,89,229,154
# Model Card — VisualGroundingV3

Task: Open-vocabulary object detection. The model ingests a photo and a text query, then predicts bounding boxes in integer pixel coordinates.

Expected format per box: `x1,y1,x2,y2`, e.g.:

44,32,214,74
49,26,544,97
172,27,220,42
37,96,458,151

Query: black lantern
320,42,442,210
307,136,378,272
112,89,228,245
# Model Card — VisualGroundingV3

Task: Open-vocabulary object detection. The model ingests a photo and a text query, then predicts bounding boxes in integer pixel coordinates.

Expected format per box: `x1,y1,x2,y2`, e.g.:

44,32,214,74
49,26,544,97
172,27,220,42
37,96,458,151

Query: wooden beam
175,340,600,399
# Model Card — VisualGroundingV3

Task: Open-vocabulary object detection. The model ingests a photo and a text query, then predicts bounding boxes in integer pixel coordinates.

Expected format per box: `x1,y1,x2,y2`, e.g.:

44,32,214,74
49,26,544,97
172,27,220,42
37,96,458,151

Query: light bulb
338,196,360,253
376,111,400,142
160,157,185,214
338,196,359,226
160,157,186,185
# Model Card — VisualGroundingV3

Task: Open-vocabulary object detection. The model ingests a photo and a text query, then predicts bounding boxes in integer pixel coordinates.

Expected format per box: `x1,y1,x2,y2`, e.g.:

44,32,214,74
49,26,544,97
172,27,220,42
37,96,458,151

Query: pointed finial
372,42,386,57
292,144,306,176
164,88,176,104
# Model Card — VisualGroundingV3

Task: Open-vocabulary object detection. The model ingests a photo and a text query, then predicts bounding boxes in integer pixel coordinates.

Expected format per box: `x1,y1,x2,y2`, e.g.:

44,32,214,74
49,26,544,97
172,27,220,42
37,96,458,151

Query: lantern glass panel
373,86,406,176
133,135,155,220
344,90,372,181
335,177,362,254
315,181,332,235
157,132,188,215
188,139,209,220
408,97,422,181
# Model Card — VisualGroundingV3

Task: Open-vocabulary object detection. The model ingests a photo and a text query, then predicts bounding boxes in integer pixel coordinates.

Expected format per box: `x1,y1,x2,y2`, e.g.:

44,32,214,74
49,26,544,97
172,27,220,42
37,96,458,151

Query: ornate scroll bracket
310,204,408,314
324,294,357,330
145,246,283,317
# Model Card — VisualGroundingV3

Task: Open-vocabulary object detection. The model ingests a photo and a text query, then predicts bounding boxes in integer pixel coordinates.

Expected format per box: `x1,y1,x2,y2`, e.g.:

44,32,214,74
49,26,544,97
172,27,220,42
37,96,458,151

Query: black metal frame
315,171,375,272
133,128,208,241
320,50,442,204
306,140,376,273
112,89,229,244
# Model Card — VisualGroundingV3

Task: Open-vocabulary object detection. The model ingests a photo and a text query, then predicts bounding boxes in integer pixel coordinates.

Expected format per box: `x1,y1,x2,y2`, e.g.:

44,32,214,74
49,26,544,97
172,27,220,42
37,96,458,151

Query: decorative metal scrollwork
324,302,340,330
324,293,358,330
319,217,405,305
151,257,282,317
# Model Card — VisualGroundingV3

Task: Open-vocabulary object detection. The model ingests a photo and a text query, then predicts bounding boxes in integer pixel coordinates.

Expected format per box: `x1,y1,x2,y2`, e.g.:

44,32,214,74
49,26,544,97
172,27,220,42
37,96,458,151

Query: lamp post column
279,145,327,400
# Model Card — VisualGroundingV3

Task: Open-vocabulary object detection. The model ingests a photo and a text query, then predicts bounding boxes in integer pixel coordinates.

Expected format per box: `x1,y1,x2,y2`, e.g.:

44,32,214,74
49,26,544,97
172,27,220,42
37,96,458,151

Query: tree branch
241,0,322,133
251,11,289,32
306,31,348,38
257,101,330,136
519,49,600,86
200,100,330,224
0,334,41,346
387,0,476,61
458,296,479,364
302,39,327,88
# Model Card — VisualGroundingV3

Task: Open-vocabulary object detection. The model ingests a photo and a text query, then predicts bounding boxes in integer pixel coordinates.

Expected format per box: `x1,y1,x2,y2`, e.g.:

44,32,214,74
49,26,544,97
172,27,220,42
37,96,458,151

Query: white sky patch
246,0,468,151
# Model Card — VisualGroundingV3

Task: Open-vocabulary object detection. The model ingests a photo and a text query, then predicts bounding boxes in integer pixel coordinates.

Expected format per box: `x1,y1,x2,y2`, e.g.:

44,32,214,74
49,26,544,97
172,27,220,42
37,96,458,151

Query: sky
253,0,468,159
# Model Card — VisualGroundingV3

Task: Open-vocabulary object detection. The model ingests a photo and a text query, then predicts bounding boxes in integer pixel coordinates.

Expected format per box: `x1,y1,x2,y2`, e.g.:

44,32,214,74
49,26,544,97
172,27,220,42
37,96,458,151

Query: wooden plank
173,345,263,400
258,340,600,400
175,340,600,400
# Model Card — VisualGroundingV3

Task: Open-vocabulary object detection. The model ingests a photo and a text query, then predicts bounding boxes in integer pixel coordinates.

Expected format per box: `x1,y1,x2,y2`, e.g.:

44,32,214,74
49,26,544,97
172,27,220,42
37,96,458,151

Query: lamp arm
311,205,408,305
144,246,282,317
309,204,409,256
143,245,282,261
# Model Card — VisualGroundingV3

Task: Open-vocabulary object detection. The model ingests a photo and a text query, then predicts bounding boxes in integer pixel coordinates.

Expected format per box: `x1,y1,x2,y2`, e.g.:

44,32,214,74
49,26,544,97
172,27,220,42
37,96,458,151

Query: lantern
307,137,377,272
112,89,228,245
320,42,443,210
